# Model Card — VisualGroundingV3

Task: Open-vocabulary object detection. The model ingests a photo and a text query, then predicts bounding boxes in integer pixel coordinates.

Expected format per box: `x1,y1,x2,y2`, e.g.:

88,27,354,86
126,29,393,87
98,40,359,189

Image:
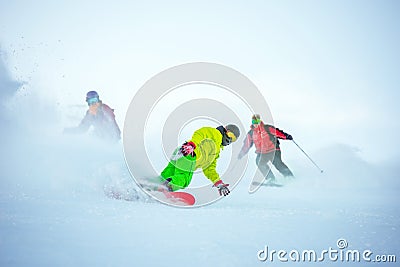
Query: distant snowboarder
159,124,240,196
238,114,294,183
64,91,121,142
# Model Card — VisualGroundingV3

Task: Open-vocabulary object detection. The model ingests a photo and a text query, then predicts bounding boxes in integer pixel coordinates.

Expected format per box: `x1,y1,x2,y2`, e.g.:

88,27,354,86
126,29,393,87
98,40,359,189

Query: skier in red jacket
238,114,293,183
64,91,121,142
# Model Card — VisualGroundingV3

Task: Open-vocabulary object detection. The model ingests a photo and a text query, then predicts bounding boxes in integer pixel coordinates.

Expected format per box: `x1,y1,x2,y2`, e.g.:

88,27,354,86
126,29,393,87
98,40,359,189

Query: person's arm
266,125,293,140
203,158,230,196
203,158,220,184
63,112,91,134
103,106,121,140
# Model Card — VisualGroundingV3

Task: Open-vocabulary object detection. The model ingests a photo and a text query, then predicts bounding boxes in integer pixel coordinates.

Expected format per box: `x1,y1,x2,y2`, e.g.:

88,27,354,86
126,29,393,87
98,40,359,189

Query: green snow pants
161,149,196,191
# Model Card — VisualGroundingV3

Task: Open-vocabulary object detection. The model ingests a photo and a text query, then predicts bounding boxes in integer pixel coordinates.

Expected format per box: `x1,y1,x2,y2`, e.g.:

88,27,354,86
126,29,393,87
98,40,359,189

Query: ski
252,181,284,187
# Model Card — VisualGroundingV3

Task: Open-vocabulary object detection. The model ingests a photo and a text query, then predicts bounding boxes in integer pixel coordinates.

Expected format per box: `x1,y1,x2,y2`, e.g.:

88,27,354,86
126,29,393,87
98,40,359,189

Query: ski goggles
252,118,261,125
227,131,237,143
87,97,99,106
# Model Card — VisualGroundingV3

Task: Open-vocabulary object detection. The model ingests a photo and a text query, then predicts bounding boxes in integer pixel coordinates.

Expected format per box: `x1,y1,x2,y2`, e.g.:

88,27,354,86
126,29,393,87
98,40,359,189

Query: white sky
1,0,399,163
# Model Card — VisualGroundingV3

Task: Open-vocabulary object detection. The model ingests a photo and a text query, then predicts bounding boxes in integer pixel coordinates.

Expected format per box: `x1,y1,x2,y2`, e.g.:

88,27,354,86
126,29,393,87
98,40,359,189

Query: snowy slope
0,130,399,267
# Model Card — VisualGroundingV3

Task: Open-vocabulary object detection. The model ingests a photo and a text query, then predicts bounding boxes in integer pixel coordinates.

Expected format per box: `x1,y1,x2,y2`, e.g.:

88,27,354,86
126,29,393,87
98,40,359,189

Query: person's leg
272,150,294,177
161,150,196,191
256,153,276,181
170,154,196,191
161,161,177,180
160,148,180,184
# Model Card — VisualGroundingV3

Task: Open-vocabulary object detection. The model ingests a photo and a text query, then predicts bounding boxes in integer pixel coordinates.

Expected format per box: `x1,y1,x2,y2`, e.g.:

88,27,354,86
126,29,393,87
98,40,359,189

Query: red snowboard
163,191,195,206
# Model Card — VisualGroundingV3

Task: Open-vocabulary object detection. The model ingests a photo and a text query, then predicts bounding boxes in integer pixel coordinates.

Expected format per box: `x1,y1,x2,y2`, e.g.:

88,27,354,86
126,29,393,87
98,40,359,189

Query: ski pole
292,140,324,173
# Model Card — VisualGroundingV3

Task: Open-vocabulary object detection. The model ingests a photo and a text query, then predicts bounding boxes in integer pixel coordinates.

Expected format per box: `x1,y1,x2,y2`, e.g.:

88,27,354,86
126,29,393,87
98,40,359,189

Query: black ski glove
214,180,230,196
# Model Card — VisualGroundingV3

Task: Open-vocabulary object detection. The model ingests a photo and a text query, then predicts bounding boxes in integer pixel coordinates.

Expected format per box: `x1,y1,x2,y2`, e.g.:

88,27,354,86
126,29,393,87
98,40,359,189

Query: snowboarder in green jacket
161,124,240,196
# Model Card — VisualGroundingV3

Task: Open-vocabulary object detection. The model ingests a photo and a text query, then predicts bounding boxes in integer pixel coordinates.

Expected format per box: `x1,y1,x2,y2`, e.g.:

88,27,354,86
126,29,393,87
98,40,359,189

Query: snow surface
1,102,399,266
